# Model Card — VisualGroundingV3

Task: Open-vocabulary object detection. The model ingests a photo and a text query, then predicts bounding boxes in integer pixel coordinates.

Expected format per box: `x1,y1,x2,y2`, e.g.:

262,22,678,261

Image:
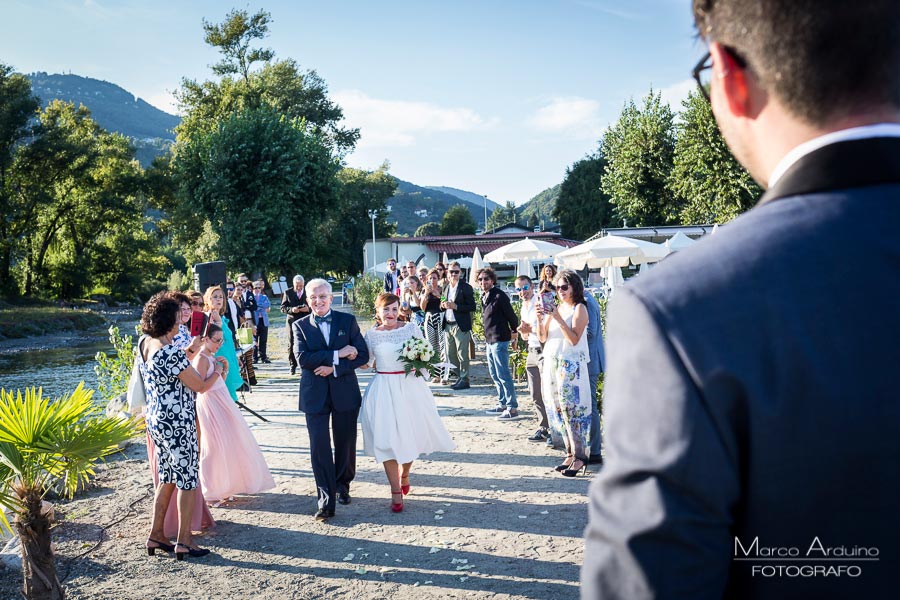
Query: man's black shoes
450,379,470,390
314,508,334,521
337,492,351,505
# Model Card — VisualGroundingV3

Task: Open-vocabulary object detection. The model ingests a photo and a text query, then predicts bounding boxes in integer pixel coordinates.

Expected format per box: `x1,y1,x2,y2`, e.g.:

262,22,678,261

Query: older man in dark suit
281,275,310,375
293,278,368,521
582,1,900,598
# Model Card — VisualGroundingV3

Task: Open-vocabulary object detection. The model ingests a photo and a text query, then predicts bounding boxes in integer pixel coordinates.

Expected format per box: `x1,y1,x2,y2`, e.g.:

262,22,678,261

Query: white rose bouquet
397,336,438,379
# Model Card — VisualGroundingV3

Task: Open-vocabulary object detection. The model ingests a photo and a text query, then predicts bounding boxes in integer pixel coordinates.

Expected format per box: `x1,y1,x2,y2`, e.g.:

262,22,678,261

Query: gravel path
0,324,591,599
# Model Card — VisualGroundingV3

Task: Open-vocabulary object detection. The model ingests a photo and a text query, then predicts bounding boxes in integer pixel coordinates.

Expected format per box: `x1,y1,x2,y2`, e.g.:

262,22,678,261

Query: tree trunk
15,492,64,600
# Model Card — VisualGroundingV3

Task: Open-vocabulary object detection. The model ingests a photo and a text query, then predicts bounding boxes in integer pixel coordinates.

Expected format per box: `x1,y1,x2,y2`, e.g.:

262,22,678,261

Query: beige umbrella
483,237,566,263
469,247,484,287
555,234,669,269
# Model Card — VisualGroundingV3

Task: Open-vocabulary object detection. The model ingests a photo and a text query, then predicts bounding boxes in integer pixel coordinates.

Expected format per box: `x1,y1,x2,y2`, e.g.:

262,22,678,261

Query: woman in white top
538,269,593,477
361,293,456,512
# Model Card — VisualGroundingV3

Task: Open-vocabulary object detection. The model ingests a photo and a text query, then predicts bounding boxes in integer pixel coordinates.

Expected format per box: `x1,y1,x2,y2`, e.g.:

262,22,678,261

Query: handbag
126,337,147,416
236,323,254,346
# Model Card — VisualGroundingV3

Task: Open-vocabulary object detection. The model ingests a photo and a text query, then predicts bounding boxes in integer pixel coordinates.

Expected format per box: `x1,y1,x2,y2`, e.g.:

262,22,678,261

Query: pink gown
193,353,276,501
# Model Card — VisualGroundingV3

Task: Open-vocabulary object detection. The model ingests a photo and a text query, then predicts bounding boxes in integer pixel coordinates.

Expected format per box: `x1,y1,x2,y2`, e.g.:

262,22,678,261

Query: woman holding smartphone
401,274,424,326
421,268,448,383
537,269,592,477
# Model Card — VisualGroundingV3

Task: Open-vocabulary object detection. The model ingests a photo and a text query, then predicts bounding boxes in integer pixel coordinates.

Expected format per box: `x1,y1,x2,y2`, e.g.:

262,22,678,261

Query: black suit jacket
280,289,309,324
481,286,518,343
292,311,368,414
383,270,399,293
582,137,900,599
443,281,476,332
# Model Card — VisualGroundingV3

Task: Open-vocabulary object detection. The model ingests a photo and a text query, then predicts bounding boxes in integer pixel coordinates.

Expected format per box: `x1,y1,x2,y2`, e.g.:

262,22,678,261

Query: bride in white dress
361,293,456,512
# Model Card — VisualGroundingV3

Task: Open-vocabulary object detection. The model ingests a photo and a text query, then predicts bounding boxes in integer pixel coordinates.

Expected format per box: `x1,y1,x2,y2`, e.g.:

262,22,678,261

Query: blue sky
1,0,702,205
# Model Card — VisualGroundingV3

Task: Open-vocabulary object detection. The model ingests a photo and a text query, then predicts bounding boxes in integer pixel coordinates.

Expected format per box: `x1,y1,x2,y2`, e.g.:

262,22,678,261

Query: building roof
374,231,582,256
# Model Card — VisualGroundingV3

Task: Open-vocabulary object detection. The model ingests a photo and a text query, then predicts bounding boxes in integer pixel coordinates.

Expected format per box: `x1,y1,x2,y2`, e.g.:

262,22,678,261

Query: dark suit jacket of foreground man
581,137,900,599
293,310,368,512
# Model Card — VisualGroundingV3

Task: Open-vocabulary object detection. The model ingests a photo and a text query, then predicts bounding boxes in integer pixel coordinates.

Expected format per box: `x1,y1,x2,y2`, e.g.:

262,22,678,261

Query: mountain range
26,71,559,233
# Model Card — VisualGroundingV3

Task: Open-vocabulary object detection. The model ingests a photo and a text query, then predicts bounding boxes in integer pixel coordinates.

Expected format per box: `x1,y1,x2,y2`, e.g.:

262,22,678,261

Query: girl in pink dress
193,325,276,502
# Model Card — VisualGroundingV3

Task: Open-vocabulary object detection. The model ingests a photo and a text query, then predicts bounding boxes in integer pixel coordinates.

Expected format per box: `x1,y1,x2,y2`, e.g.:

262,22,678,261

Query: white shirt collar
768,123,900,187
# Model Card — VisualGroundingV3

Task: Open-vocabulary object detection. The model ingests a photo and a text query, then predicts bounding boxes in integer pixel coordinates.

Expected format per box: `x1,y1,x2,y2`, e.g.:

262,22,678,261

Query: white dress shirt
444,283,458,323
314,310,340,373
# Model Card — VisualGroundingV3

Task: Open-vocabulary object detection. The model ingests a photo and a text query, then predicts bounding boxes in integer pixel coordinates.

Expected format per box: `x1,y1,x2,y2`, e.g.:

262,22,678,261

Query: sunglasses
190,301,203,307
557,284,571,292
226,287,234,292
210,337,224,345
514,285,531,292
449,270,460,274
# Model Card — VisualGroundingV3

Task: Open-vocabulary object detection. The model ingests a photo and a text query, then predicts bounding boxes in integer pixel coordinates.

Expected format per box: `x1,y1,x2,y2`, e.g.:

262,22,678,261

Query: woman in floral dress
538,269,592,476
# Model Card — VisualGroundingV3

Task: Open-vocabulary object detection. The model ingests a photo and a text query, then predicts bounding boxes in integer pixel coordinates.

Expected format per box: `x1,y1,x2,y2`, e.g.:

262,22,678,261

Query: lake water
0,323,138,402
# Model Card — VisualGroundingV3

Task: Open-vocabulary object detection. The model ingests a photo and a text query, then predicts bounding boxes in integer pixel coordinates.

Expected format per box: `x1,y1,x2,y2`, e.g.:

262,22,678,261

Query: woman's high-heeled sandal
390,489,404,513
175,542,211,561
554,457,575,472
146,538,175,556
400,475,411,496
562,459,588,477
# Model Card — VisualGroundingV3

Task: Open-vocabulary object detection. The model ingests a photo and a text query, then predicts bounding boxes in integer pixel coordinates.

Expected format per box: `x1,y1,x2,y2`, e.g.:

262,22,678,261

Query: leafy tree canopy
485,200,518,231
440,204,478,235
414,222,441,237
554,152,615,239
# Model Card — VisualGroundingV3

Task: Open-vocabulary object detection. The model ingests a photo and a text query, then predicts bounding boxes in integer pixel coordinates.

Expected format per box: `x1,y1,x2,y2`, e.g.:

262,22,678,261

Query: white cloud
332,90,493,149
527,97,604,138
660,79,695,111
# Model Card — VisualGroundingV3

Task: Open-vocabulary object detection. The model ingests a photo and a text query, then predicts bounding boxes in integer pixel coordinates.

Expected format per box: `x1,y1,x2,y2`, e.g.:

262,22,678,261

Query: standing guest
293,278,369,521
224,281,241,337
417,267,429,287
204,286,246,402
147,291,214,538
236,273,258,327
583,291,605,464
361,293,455,512
538,269,591,477
538,264,557,292
421,268,448,384
187,291,204,312
583,1,900,597
515,275,551,442
434,262,448,287
400,274,424,326
139,292,223,560
477,268,520,419
253,280,271,363
400,264,409,282
383,258,400,293
281,275,310,375
441,261,476,390
193,324,275,502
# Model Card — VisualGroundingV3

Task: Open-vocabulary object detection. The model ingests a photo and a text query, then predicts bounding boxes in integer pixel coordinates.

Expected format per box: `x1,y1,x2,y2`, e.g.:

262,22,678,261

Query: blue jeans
588,369,602,457
486,341,517,409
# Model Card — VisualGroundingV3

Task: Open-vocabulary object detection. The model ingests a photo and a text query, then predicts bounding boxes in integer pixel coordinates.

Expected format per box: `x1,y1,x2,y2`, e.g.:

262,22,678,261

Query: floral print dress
542,305,592,461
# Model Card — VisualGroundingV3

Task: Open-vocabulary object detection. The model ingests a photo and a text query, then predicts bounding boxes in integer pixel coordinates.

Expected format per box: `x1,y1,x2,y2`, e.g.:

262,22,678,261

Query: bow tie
314,313,332,325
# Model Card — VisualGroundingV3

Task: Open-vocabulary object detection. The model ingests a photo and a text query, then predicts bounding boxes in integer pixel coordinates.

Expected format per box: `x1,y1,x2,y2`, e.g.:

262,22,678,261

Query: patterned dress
542,305,593,461
140,343,200,490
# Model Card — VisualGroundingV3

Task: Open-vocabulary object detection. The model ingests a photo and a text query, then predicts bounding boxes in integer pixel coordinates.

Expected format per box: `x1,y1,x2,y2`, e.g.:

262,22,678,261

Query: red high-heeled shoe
391,489,404,513
400,475,411,496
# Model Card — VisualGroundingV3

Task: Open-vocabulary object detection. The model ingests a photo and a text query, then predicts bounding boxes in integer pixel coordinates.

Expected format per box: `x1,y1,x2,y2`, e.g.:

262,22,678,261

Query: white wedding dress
361,323,456,464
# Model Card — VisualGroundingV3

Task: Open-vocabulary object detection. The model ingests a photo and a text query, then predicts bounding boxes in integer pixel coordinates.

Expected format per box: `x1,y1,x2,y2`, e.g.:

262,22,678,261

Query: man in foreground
293,279,368,521
582,1,900,597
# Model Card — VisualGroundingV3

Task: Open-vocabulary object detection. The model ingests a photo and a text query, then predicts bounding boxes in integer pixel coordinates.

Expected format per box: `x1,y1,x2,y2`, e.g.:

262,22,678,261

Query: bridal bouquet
398,336,437,379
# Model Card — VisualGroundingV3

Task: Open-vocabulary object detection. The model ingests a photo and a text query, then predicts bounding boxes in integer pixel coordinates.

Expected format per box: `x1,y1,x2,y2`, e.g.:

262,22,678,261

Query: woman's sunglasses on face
557,284,571,292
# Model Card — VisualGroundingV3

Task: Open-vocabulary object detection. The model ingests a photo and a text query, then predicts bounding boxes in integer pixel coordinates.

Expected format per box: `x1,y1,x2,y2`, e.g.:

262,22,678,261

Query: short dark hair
477,267,497,283
206,323,223,338
515,275,532,283
141,292,180,338
693,0,900,125
554,270,586,306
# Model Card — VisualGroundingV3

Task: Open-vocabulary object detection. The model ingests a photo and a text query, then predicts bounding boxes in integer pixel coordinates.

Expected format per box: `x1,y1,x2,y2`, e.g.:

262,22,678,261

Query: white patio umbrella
483,238,566,263
366,261,391,274
605,265,626,294
555,234,669,269
469,247,484,287
442,252,449,266
516,258,536,278
664,231,696,252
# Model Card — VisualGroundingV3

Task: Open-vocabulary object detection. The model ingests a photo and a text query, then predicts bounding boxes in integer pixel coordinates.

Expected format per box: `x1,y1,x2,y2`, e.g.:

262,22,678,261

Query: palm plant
0,383,138,600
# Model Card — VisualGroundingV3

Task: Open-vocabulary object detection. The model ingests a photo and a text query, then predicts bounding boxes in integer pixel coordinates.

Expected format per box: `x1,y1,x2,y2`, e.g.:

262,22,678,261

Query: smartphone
541,291,556,313
189,311,209,337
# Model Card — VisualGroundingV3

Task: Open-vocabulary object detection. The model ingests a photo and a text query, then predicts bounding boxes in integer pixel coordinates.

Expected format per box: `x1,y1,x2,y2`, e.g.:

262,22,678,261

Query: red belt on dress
377,371,406,374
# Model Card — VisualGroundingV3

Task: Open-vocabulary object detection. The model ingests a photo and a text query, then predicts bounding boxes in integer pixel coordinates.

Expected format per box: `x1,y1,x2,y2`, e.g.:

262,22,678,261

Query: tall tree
440,204,478,235
173,107,339,275
324,163,397,275
669,90,762,223
176,9,358,155
554,152,615,240
485,200,517,231
414,222,441,237
601,90,676,226
0,64,40,294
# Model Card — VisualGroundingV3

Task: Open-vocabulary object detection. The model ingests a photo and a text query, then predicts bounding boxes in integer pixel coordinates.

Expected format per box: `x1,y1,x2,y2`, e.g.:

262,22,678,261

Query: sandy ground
0,320,592,600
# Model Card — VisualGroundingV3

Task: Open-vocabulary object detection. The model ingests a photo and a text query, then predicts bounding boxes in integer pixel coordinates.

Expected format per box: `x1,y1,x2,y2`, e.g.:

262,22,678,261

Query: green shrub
93,325,136,402
351,275,383,319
